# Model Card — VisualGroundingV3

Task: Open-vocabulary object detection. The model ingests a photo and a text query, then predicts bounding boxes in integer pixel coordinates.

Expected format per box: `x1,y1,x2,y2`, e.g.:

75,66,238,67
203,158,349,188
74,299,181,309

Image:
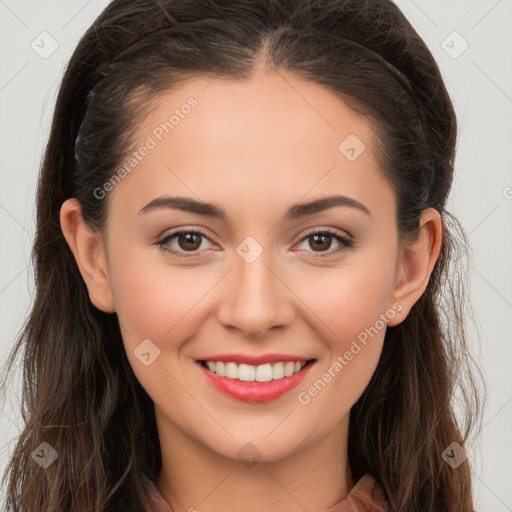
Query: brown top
143,473,389,512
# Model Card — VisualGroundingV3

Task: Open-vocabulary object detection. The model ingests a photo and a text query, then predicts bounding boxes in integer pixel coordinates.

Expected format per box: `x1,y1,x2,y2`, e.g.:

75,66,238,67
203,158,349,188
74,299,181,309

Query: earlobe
59,198,116,313
387,208,443,327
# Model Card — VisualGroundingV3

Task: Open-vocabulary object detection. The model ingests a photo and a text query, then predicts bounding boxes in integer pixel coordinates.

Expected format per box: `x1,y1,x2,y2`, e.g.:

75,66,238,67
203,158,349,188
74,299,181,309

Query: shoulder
141,474,174,512
326,473,389,512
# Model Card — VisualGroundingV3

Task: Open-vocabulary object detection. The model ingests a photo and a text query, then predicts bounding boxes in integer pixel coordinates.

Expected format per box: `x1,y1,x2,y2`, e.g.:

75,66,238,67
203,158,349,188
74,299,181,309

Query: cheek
297,256,396,344
106,243,212,348
109,240,397,351
107,251,216,403
292,258,395,410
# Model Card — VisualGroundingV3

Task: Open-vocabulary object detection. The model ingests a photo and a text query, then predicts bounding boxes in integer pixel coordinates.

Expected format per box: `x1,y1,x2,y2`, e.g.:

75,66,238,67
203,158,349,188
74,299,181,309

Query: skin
60,68,442,512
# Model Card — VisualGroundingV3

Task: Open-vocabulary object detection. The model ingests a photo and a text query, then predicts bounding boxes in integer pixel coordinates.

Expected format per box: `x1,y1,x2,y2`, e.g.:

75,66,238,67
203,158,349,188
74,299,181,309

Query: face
63,69,439,464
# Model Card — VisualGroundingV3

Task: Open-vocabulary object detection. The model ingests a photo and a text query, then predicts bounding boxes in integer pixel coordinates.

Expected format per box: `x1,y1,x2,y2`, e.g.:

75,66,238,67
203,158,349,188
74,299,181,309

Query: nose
216,255,295,339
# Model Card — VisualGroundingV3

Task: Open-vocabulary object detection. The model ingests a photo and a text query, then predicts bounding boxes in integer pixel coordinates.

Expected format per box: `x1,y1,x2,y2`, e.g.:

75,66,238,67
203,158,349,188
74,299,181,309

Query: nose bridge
216,248,294,337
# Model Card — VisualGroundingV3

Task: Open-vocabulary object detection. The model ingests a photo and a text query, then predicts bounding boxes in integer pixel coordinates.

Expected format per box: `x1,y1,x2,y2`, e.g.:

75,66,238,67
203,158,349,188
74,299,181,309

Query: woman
0,0,484,510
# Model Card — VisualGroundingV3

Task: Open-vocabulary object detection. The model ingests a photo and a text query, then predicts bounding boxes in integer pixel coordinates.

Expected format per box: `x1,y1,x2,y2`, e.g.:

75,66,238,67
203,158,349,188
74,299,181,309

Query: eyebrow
139,194,372,221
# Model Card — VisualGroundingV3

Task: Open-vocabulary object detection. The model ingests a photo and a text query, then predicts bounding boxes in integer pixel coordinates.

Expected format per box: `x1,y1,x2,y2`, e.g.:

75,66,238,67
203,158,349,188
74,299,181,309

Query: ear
60,198,115,313
387,208,443,327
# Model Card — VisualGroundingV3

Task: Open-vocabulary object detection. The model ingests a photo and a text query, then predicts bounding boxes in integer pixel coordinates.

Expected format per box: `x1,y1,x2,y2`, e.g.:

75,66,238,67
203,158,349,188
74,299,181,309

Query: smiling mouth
198,358,316,382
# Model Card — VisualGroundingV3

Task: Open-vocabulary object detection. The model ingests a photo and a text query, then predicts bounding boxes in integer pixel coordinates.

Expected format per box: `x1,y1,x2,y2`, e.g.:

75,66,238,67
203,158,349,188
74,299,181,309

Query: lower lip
197,361,315,403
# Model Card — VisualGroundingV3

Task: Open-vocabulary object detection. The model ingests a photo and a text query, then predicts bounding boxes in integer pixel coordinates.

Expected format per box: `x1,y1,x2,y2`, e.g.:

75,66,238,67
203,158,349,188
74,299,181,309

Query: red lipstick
196,357,315,403
198,353,311,365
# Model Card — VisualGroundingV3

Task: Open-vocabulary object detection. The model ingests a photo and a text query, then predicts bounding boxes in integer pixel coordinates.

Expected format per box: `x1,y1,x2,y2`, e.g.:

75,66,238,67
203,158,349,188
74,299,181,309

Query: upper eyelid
157,226,353,250
299,225,353,240
157,227,216,244
157,225,352,240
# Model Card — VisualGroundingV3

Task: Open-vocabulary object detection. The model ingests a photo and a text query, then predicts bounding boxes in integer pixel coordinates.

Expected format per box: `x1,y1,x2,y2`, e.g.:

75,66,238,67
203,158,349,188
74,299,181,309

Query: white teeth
225,362,238,379
203,360,308,381
238,364,255,382
255,363,273,382
272,362,285,379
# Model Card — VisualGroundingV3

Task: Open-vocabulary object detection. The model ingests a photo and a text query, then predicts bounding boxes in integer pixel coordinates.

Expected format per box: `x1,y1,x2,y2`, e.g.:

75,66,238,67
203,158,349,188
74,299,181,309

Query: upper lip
197,353,314,365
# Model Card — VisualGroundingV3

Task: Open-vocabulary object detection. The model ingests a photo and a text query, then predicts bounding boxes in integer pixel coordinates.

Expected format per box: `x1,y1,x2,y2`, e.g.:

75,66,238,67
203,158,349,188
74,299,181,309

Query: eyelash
155,227,354,259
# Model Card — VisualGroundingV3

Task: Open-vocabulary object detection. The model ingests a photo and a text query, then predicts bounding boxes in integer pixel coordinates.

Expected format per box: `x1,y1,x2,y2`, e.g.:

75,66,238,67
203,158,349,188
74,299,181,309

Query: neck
155,411,353,512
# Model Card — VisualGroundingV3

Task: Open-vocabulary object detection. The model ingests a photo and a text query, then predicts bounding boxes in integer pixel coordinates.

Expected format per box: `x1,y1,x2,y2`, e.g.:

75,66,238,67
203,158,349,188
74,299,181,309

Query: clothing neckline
143,472,389,512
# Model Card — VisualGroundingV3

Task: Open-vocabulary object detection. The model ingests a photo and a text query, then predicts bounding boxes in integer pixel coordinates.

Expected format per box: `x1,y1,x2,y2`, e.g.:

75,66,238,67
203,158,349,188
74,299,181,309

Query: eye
155,227,354,259
156,229,216,258
294,228,354,257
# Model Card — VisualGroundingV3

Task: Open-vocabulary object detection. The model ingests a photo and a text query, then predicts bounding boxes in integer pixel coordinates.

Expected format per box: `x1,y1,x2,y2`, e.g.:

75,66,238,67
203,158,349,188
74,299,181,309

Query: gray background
1,0,511,510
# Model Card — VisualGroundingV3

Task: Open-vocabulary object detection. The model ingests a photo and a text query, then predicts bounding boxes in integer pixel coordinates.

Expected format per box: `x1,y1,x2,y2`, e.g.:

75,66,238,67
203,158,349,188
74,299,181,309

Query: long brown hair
0,0,485,510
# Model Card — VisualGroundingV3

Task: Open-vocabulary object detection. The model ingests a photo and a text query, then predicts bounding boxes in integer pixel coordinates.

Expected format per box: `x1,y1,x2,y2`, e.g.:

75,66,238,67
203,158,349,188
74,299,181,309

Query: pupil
176,233,333,253
312,233,331,251
179,233,201,251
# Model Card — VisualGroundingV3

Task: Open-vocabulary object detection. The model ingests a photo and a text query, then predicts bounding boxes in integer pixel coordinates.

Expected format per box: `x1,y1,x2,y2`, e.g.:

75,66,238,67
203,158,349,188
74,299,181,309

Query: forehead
108,69,395,225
